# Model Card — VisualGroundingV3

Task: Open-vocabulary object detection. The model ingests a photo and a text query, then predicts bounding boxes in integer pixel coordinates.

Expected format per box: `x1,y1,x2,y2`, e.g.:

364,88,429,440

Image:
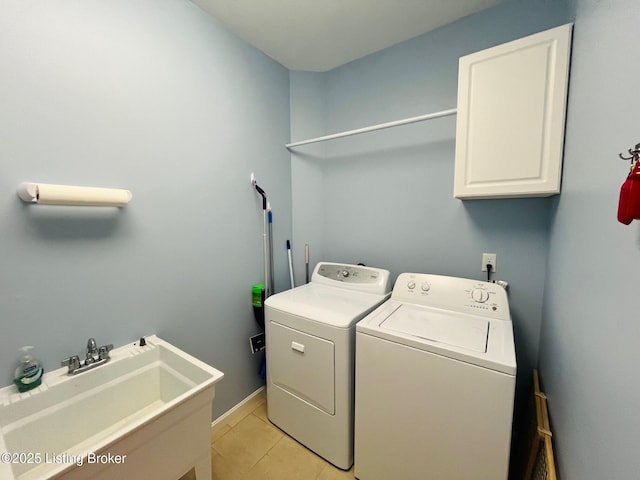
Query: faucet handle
61,355,80,373
86,338,98,355
98,344,114,360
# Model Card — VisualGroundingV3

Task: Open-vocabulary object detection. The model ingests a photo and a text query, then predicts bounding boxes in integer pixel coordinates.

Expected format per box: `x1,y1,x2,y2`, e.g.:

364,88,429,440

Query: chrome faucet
85,338,98,364
62,338,113,375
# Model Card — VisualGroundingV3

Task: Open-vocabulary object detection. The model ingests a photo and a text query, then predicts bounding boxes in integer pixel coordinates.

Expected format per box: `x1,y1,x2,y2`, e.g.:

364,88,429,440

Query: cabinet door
454,24,572,199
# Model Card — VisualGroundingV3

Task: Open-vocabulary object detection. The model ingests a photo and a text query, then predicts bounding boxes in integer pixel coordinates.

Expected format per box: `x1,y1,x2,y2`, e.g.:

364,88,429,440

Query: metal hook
619,143,640,163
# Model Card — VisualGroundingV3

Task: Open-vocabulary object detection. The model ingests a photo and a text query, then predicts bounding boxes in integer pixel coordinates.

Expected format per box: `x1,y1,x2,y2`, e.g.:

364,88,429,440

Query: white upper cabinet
454,24,573,199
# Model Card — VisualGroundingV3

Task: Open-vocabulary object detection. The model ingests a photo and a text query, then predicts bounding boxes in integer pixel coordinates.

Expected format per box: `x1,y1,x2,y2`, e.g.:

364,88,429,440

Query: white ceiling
191,0,504,72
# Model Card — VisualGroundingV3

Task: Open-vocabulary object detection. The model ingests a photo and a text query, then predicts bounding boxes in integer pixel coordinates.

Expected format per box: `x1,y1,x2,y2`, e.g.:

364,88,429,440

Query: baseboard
211,386,265,433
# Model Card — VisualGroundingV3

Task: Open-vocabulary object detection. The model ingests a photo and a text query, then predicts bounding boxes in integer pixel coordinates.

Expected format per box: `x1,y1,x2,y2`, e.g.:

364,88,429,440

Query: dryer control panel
391,273,510,320
312,262,391,295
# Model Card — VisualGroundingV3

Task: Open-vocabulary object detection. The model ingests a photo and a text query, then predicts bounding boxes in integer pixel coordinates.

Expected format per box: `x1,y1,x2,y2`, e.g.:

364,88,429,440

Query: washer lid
379,304,489,353
357,300,516,375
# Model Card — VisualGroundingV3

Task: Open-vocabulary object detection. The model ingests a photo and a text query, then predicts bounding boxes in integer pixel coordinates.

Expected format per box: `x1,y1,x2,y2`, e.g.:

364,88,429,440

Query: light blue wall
290,0,572,474
539,0,640,478
4,0,637,477
0,0,291,417
289,72,328,280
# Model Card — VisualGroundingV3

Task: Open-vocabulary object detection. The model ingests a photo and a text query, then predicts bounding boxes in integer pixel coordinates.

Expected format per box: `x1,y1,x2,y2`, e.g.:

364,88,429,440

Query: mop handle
305,244,310,283
268,206,275,294
254,184,267,209
252,176,269,296
287,240,294,289
262,211,269,296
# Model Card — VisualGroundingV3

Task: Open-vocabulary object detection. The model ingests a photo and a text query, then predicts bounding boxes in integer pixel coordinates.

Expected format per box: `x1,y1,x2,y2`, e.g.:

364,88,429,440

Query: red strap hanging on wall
618,172,633,225
617,144,640,225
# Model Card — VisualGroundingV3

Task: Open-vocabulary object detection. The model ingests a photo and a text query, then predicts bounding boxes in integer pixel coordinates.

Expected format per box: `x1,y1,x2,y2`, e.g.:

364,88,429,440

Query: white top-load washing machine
354,273,516,480
265,262,391,470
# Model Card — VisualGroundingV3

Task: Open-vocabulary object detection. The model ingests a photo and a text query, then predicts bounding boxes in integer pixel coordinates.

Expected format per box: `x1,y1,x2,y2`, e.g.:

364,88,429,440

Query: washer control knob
341,270,349,278
421,282,430,292
407,280,416,290
471,288,489,303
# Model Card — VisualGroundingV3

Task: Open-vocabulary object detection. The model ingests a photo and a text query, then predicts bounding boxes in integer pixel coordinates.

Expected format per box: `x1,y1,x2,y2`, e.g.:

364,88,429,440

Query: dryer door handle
291,341,305,353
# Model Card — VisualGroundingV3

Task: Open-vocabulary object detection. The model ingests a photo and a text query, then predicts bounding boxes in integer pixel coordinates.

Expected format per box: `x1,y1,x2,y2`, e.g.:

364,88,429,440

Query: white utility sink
0,335,224,480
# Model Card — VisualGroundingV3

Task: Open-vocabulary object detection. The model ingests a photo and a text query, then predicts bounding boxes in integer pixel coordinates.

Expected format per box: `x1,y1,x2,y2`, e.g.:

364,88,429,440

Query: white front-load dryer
265,262,391,470
354,273,517,480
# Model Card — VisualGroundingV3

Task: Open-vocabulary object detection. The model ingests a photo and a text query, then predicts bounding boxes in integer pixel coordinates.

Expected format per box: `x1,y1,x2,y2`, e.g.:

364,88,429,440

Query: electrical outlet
481,253,497,272
250,333,265,354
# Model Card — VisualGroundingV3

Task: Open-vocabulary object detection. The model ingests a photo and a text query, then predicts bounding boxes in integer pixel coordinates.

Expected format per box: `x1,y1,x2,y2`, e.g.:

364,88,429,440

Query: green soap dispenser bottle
13,346,44,392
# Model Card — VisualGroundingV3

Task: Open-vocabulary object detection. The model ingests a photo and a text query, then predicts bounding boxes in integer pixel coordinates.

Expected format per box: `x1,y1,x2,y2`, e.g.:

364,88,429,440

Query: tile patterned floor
208,396,355,480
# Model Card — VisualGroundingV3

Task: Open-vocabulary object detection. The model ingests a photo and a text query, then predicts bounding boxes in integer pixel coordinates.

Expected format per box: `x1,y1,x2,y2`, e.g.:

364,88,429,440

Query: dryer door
269,322,335,414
